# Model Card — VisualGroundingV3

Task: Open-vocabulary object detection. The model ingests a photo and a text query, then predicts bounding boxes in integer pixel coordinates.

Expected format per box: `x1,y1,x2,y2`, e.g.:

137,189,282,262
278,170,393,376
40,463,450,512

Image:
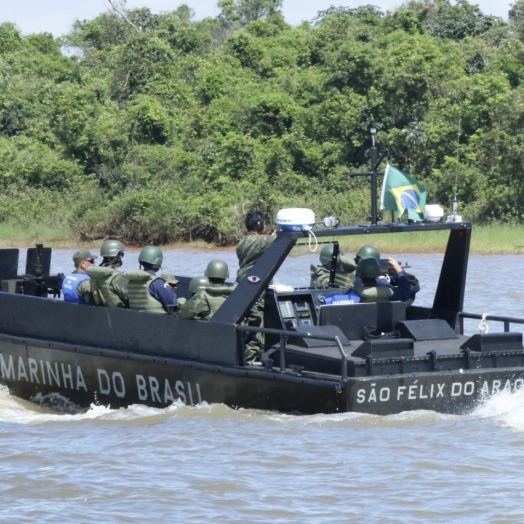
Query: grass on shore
1,222,524,254
0,223,79,248
328,225,524,255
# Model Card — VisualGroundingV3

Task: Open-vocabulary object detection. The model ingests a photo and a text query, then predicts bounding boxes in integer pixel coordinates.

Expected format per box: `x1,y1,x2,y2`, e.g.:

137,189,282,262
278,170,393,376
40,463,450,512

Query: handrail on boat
459,312,524,334
236,325,348,380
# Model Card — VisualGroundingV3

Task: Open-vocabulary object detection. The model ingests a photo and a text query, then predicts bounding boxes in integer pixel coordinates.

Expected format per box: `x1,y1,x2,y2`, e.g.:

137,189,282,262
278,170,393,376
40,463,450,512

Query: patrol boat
0,218,523,415
0,141,523,414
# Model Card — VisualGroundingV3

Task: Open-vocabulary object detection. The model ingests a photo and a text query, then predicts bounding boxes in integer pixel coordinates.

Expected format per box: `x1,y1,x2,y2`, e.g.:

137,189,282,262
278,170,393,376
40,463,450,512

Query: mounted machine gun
0,244,64,298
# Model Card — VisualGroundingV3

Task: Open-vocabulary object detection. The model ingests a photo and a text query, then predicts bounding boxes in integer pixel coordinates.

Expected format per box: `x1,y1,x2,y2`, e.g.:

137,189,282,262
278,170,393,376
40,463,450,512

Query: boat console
265,288,408,341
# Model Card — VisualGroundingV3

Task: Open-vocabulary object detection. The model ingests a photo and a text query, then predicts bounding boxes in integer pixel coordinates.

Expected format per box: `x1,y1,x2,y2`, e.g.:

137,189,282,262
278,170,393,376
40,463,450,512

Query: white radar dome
424,205,444,222
276,208,315,232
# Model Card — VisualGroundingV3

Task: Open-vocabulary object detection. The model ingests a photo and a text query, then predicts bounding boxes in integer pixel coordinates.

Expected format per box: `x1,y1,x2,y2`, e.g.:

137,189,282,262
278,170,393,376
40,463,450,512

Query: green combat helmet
100,239,125,258
320,244,343,266
356,244,380,260
356,257,381,279
189,276,210,294
205,260,229,280
139,246,163,266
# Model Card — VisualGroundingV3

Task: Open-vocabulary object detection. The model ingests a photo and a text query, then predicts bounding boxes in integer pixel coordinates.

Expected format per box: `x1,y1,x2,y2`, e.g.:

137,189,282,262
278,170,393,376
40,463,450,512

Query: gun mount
0,244,64,298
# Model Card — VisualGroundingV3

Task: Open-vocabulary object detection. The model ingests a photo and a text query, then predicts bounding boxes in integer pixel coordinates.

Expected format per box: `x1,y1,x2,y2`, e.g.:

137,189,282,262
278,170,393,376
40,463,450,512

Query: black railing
236,325,348,380
459,312,524,334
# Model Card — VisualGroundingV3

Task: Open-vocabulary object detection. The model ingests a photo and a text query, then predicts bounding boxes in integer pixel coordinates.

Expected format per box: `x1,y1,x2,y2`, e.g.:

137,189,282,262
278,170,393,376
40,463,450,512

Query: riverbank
1,222,523,255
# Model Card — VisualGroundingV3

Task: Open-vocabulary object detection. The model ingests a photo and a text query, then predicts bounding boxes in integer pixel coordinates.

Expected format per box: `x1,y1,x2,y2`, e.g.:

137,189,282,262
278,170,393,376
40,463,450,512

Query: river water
2,248,524,522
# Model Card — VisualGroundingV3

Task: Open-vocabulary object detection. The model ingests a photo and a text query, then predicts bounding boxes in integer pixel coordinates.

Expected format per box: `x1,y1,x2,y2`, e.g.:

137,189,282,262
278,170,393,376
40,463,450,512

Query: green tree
218,0,283,26
510,0,524,40
405,0,499,40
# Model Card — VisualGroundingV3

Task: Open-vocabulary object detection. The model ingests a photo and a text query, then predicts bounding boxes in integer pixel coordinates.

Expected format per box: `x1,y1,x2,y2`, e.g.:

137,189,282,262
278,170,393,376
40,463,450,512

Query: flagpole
370,129,378,225
349,128,389,226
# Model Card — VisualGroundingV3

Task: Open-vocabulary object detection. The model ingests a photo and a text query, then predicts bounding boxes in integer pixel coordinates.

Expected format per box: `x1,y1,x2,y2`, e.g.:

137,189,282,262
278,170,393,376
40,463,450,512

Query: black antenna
453,116,460,219
349,128,389,225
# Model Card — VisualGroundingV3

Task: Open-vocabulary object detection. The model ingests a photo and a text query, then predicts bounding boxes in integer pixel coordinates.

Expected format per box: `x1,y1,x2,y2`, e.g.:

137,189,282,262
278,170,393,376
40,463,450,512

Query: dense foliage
2,0,524,244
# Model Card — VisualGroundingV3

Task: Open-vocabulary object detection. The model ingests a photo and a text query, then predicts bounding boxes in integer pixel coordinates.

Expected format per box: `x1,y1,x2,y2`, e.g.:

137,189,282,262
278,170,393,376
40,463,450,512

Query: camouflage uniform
236,232,275,363
353,273,411,303
236,232,275,282
74,270,95,305
309,255,357,288
87,267,129,308
179,283,235,320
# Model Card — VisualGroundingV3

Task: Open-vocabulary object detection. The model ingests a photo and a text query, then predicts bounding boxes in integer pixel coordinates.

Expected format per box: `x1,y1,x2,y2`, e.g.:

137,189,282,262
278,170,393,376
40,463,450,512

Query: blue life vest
62,273,91,304
324,290,361,305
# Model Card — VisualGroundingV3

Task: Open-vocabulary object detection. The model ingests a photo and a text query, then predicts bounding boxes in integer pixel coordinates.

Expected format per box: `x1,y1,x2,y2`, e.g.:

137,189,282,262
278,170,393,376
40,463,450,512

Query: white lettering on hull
98,369,111,395
1,354,14,380
0,352,202,405
135,374,202,405
28,358,39,383
113,372,125,398
356,378,524,404
0,354,91,391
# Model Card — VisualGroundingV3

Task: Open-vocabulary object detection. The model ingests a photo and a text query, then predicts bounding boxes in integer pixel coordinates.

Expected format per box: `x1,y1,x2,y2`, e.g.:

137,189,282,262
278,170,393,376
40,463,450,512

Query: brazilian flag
380,164,427,221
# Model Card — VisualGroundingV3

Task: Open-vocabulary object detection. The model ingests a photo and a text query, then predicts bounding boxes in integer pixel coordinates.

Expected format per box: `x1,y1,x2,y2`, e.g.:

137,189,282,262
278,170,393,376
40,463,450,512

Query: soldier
188,276,210,297
353,247,420,304
354,244,380,264
236,211,276,282
87,239,129,308
180,260,234,320
236,212,276,364
62,250,97,304
352,257,410,303
310,244,380,288
123,246,178,313
310,244,357,288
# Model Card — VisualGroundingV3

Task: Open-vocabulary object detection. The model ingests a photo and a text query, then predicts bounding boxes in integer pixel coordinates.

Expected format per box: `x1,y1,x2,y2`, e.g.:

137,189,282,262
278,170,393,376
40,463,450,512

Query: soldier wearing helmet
351,258,410,303
236,212,276,364
100,239,126,267
188,276,210,296
310,243,381,288
180,260,235,320
354,244,381,264
87,239,129,308
122,246,179,313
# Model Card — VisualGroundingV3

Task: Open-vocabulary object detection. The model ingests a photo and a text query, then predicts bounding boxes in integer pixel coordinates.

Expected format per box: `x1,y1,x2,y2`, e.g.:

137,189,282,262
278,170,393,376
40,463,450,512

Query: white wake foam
473,386,524,432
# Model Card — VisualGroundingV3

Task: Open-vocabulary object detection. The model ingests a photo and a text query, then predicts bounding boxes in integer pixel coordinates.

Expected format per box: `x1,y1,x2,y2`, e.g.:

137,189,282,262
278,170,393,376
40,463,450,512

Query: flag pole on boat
349,127,389,225
448,116,462,222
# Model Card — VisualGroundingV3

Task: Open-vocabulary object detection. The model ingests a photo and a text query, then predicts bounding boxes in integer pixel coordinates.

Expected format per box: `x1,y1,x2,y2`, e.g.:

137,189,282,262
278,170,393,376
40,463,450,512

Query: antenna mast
349,128,389,225
453,117,461,218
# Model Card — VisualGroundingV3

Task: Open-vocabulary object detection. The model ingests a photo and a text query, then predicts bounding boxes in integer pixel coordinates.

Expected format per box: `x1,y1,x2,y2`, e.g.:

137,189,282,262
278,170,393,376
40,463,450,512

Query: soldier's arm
112,274,129,308
77,279,94,305
179,292,208,320
388,259,411,301
338,255,357,272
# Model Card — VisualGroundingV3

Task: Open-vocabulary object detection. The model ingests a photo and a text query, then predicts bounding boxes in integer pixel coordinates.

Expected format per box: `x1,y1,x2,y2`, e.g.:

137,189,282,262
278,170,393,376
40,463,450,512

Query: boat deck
265,331,524,380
